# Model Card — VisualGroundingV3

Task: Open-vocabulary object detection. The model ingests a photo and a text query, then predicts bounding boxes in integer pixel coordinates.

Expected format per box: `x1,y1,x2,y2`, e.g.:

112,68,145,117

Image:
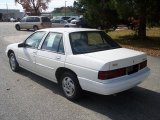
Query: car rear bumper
78,67,150,95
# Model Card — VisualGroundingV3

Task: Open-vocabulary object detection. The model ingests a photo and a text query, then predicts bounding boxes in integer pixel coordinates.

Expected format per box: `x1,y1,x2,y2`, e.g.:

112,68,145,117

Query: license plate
126,65,139,75
126,66,134,74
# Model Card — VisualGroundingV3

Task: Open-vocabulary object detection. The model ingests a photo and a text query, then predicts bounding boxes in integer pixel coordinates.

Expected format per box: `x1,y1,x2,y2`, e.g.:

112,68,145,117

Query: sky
0,0,75,12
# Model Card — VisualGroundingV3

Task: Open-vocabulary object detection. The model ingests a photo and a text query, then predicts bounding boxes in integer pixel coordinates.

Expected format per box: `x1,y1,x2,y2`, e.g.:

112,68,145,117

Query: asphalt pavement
0,22,160,120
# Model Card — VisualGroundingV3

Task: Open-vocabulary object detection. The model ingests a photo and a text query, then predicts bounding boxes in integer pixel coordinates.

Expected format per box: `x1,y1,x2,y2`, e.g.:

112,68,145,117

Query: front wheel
9,53,19,72
15,25,20,31
60,72,82,100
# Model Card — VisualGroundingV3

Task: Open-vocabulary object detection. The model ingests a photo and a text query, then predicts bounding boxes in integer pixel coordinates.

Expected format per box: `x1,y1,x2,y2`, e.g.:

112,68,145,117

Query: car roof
38,28,100,33
25,16,47,18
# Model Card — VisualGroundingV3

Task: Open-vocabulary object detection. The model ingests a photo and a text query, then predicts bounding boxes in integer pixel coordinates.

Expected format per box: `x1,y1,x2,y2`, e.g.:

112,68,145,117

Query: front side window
69,31,121,54
20,17,26,22
26,17,34,22
25,31,46,49
41,32,64,53
34,17,40,22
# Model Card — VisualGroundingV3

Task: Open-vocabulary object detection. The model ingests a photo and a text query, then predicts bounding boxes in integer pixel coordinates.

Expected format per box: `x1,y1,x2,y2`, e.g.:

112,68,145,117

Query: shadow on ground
18,68,160,120
18,29,35,32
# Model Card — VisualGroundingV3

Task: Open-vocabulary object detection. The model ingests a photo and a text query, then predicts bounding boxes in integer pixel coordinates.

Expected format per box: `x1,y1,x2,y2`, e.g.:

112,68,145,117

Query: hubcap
62,77,75,97
10,55,16,70
16,26,20,30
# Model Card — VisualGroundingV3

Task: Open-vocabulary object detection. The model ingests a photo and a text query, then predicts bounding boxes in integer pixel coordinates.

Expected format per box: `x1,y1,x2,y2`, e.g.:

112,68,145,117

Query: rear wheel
33,25,39,31
15,25,20,31
60,72,82,100
9,53,19,72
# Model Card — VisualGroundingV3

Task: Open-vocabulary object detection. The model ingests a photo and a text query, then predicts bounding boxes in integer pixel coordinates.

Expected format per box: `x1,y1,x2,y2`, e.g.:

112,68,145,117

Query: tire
9,53,19,72
15,25,20,31
33,25,39,31
60,72,82,100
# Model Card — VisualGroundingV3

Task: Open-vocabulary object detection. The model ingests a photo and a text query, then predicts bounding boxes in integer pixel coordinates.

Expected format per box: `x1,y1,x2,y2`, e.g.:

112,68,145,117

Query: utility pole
65,1,67,17
6,3,9,21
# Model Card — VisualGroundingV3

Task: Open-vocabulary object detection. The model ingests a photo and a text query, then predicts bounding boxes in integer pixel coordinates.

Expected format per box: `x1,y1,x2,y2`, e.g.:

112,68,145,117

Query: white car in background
51,19,68,28
15,16,52,31
6,28,150,100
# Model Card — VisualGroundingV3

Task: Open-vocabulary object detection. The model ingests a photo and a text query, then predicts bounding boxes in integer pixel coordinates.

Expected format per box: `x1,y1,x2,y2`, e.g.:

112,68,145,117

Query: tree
115,0,160,39
76,0,118,29
73,1,85,14
15,0,52,16
75,0,160,39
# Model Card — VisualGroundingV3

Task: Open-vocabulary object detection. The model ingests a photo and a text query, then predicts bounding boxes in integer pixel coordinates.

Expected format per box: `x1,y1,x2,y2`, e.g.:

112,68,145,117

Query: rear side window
41,32,64,54
42,17,51,22
25,31,46,49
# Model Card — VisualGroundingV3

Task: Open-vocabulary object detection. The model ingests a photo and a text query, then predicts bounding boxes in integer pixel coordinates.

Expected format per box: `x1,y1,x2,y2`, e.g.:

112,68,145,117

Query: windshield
69,31,121,54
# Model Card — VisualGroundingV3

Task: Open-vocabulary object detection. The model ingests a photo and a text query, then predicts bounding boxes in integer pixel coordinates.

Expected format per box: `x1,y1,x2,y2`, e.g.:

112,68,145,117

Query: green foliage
75,0,160,38
77,0,118,29
73,1,85,14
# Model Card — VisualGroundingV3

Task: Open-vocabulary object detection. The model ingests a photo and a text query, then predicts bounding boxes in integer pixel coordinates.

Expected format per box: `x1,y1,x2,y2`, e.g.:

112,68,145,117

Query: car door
52,20,60,27
19,17,26,29
60,20,67,27
17,31,46,72
36,32,66,82
26,17,34,29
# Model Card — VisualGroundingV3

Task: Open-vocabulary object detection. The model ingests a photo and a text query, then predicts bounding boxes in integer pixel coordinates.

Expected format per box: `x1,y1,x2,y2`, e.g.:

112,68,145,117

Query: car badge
112,63,118,66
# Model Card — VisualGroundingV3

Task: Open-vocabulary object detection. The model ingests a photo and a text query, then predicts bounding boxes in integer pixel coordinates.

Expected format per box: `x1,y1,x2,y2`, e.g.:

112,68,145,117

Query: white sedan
6,28,150,100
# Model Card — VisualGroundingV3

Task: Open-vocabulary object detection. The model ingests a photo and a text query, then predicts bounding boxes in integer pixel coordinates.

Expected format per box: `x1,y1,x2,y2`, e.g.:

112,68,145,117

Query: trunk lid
84,48,147,71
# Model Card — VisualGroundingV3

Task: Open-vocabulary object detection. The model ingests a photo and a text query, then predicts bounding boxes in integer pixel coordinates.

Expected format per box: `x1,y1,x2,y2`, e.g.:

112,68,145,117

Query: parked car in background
51,16,70,21
15,16,52,31
64,19,78,27
51,19,68,28
6,28,150,100
61,16,70,21
67,16,79,23
65,17,89,28
10,18,17,22
64,22,77,28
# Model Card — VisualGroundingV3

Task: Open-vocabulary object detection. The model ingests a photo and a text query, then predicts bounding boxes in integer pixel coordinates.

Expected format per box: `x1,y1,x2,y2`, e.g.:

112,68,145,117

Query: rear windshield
42,17,51,22
69,31,121,54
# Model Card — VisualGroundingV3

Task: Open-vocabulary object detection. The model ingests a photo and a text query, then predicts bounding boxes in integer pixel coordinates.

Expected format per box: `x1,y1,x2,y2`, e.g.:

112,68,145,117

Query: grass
107,27,160,57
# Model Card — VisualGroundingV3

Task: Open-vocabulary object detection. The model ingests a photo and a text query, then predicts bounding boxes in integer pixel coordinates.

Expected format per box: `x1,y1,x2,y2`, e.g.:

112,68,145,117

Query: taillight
98,68,126,80
139,60,147,69
98,60,147,80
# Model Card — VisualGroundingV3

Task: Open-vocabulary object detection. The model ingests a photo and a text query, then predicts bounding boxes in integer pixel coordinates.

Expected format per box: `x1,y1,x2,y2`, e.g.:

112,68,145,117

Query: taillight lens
139,60,147,69
98,60,147,80
98,68,126,80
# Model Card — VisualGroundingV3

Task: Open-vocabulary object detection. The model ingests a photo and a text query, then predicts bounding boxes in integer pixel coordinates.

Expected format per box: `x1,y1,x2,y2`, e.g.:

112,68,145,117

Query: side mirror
18,43,26,48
